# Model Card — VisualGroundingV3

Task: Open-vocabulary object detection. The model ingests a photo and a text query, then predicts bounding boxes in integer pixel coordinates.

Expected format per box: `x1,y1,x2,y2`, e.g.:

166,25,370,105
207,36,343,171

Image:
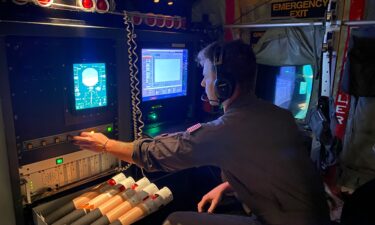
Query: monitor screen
141,49,188,101
274,65,313,119
256,64,313,120
73,63,107,110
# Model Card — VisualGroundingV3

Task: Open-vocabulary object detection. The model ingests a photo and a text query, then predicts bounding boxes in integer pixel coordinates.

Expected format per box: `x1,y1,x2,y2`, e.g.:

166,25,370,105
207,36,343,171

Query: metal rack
224,20,375,29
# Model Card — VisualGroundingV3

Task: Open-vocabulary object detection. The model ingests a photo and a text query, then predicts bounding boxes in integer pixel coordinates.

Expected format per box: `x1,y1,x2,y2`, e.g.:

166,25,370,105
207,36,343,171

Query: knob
78,0,95,11
96,0,109,13
66,135,73,142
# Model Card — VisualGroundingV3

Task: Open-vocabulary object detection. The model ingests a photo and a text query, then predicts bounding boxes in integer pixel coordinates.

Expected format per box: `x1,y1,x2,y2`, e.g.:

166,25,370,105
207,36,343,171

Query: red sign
333,0,365,140
335,92,350,139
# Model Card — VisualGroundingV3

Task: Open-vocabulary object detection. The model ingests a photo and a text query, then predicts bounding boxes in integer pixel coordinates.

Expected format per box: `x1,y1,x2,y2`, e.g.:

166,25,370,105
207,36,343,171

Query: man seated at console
74,40,330,225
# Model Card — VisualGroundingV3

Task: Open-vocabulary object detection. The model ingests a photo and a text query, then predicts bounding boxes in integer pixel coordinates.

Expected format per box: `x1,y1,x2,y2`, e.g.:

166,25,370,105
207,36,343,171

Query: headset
213,44,236,102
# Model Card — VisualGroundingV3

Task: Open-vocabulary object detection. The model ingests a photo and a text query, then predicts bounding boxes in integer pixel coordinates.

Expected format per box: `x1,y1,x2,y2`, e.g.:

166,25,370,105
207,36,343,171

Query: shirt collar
226,92,257,113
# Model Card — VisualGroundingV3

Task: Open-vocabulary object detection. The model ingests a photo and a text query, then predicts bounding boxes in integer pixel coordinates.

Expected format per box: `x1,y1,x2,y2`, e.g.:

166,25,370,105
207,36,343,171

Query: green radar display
73,63,107,110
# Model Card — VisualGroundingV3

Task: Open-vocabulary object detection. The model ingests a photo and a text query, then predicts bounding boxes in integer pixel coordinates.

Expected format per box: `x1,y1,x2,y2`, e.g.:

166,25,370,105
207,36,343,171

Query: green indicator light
56,158,63,165
107,126,113,132
148,112,158,121
151,104,163,110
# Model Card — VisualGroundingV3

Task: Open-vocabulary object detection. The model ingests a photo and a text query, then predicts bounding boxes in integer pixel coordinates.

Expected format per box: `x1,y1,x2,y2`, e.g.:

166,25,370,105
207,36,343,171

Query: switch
67,135,73,142
27,143,33,150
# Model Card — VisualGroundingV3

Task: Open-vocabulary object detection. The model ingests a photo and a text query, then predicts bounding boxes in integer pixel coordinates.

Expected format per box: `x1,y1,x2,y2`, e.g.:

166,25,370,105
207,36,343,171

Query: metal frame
0,20,203,225
0,21,131,225
224,20,375,29
225,21,323,28
0,37,19,225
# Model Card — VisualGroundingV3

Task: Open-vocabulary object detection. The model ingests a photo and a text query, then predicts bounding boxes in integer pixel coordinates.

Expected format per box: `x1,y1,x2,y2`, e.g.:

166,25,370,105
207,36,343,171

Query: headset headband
213,44,224,67
212,43,235,102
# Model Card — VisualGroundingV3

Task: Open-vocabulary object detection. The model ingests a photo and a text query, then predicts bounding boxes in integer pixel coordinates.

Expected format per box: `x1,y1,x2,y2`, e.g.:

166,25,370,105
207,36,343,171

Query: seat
340,178,375,225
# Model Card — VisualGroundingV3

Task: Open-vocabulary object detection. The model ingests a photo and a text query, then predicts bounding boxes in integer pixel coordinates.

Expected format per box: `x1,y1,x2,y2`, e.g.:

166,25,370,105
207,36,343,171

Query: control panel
1,33,130,206
22,124,113,152
19,149,120,205
4,36,119,166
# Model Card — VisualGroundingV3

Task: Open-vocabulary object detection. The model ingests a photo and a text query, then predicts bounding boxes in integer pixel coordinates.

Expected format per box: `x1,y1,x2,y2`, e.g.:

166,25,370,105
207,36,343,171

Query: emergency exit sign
271,0,329,18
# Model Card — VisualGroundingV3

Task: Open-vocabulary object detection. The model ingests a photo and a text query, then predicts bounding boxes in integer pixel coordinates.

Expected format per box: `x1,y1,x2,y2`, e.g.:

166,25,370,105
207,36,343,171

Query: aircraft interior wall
1,0,375,225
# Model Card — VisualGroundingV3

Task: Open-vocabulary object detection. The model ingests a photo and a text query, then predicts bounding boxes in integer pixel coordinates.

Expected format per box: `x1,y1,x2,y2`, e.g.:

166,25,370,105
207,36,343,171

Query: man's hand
73,132,110,152
197,182,232,213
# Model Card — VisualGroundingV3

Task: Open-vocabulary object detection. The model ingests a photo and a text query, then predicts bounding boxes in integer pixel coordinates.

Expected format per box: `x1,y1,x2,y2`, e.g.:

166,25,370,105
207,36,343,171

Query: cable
124,11,145,140
121,11,136,172
123,11,145,176
129,15,145,139
124,11,137,139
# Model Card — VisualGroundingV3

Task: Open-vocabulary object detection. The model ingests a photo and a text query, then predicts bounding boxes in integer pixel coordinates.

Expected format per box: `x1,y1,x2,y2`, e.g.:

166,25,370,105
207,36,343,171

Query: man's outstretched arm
73,132,134,163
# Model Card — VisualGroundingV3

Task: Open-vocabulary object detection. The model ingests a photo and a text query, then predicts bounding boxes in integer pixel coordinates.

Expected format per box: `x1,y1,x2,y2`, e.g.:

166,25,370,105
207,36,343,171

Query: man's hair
197,40,257,92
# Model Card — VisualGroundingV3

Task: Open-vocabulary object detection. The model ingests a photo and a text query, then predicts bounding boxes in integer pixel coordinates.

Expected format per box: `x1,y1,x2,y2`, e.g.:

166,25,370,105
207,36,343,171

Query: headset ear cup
213,44,236,102
214,78,234,101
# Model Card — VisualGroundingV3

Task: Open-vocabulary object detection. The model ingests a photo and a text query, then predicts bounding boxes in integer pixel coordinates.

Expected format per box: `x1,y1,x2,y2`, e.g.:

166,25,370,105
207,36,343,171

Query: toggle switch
27,143,33,150
66,135,73,142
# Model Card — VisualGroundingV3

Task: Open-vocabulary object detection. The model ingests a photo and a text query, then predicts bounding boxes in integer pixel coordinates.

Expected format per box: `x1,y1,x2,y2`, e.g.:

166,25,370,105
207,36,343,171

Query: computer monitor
141,48,188,101
73,63,107,110
256,64,314,120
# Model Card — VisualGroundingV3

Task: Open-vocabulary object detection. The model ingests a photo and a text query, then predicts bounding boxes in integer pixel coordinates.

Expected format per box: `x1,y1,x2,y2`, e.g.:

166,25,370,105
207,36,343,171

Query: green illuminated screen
73,63,107,110
256,64,314,120
274,65,313,119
